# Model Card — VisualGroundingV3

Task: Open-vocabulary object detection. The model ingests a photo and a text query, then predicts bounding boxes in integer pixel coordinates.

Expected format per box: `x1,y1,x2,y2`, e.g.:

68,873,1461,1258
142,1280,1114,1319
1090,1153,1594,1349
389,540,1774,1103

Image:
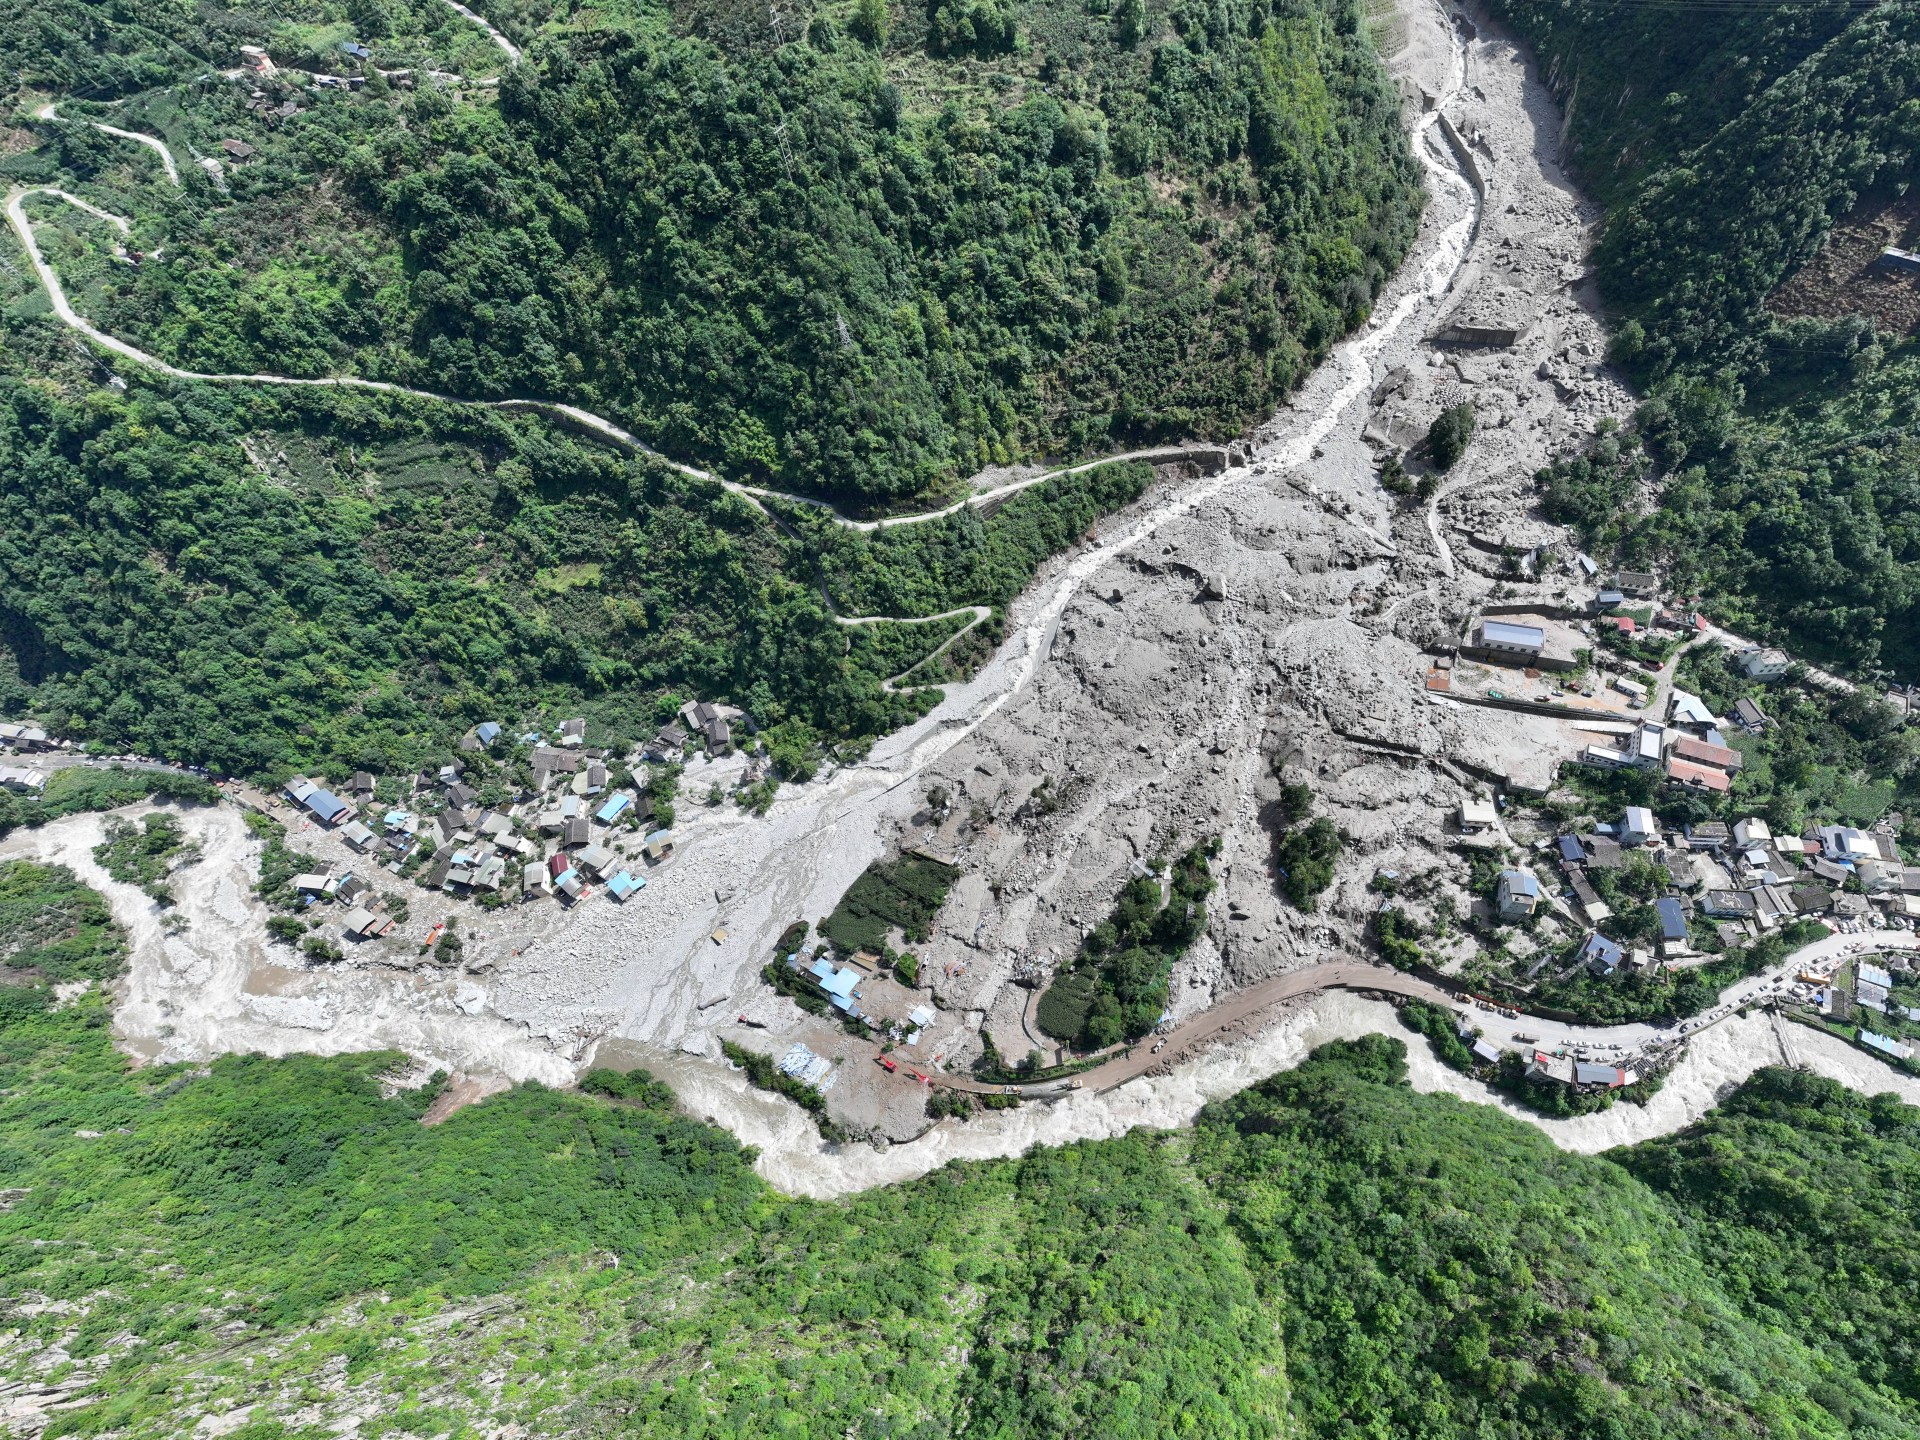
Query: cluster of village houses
274,701,748,942
1451,648,1918,1005
1437,565,1920,1091
0,723,52,795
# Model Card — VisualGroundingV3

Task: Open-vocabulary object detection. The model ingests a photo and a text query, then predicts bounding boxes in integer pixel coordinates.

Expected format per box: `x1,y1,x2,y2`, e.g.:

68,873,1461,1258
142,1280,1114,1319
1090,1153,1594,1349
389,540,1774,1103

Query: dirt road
935,962,1454,1095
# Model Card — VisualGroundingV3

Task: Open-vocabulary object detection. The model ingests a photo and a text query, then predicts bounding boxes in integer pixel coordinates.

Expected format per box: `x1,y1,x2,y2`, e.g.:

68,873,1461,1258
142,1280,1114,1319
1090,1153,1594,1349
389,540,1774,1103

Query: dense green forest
8,921,1920,1438
0,0,1424,777
4,0,1421,507
0,350,1154,776
1037,837,1215,1046
1489,0,1920,677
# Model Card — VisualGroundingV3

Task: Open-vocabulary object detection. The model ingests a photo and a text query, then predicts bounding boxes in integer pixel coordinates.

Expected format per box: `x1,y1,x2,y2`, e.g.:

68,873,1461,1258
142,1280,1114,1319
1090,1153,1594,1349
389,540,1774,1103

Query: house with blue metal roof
809,957,861,1000
596,793,632,825
1654,897,1688,945
475,721,502,745
1579,932,1624,975
304,789,349,825
606,871,645,902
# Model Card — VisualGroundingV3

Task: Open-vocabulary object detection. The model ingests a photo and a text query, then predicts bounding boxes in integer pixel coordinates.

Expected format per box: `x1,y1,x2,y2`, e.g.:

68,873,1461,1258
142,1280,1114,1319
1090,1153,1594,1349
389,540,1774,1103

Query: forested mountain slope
7,930,1919,1439
1490,0,1920,677
4,0,1422,507
0,0,1420,776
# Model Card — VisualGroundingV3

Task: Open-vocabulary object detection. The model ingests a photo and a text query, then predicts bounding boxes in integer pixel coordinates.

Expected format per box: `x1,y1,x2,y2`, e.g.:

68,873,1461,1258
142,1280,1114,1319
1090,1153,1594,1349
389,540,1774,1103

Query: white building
1619,806,1656,847
1460,796,1499,831
1738,647,1791,682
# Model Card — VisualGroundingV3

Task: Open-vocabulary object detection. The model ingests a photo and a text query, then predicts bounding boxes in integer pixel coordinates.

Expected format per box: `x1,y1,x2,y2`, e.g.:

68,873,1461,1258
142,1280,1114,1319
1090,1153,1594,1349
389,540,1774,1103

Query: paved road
35,105,179,187
6,183,1229,537
932,962,1455,1095
926,928,1920,1098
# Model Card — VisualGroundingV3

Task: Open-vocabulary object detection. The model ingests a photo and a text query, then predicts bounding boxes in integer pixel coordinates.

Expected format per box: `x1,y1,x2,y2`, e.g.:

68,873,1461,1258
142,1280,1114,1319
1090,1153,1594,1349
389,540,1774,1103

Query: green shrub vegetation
1274,821,1336,913
0,0,1426,781
1422,400,1474,472
1272,779,1341,910
0,766,217,842
1373,903,1423,970
3,0,1420,509
91,811,198,905
1036,838,1215,1047
0,860,125,986
817,852,958,955
1623,1066,1920,1421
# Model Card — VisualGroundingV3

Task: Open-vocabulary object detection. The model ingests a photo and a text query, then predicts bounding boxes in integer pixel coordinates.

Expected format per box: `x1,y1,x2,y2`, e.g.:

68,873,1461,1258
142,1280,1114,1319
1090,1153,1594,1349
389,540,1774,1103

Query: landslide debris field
21,0,1822,1193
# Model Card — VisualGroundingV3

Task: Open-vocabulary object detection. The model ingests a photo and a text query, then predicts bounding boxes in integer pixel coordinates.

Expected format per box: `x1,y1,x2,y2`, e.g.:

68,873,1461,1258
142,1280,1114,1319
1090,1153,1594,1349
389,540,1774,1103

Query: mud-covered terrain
26,0,1914,1198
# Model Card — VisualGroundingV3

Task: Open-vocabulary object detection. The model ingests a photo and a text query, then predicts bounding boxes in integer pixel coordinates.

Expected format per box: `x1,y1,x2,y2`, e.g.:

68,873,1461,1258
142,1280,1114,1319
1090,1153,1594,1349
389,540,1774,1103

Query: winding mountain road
34,104,181,187
930,927,1920,1099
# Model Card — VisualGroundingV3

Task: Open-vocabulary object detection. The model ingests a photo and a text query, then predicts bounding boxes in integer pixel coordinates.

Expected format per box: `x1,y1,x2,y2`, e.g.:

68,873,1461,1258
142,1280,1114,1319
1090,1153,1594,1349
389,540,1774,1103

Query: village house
1574,1061,1631,1089
679,700,743,751
1668,690,1716,728
1613,571,1658,598
1567,871,1611,924
575,842,618,879
1669,735,1743,773
219,138,255,162
1654,896,1689,949
1526,1051,1576,1085
1495,869,1539,921
1459,796,1499,832
607,870,645,902
341,906,393,939
1666,757,1731,794
1579,931,1625,976
1818,826,1877,864
1580,834,1623,869
1703,889,1759,920
1753,884,1797,926
808,958,865,1017
1833,893,1873,922
1738,647,1791,682
1619,806,1657,847
0,766,45,793
0,722,48,750
1857,858,1901,894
